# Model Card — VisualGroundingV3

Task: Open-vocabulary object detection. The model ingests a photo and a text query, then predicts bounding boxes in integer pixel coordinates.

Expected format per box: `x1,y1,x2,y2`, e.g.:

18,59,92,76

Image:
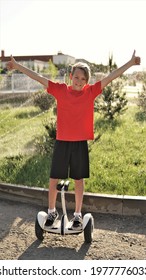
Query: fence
0,74,97,94
0,74,67,94
0,74,45,94
1,74,141,95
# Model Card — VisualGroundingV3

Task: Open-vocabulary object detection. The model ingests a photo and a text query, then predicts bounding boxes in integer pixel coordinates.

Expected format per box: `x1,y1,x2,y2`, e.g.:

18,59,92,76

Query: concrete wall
0,182,146,216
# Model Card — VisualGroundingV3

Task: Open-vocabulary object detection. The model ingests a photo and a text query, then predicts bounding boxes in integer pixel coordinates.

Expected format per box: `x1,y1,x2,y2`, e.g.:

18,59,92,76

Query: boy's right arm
7,56,48,88
101,50,140,90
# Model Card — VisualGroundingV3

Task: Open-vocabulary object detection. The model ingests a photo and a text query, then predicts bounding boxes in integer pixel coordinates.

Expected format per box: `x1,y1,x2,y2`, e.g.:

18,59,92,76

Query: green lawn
0,103,146,196
0,106,50,158
89,108,146,195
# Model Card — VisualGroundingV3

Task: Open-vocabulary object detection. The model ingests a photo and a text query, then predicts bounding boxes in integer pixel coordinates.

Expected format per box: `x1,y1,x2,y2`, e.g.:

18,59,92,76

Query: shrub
33,89,55,111
35,119,56,155
94,79,128,120
137,71,146,112
43,119,56,139
0,154,24,183
138,84,146,112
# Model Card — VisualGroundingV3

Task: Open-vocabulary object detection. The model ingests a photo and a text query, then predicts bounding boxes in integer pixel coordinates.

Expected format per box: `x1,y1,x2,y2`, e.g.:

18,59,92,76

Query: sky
0,0,146,73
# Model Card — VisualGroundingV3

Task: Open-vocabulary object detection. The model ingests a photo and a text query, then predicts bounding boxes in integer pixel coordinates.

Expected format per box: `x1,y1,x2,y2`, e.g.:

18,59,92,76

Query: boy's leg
70,141,88,229
45,140,70,227
71,179,84,230
48,178,59,209
45,178,59,227
74,179,84,213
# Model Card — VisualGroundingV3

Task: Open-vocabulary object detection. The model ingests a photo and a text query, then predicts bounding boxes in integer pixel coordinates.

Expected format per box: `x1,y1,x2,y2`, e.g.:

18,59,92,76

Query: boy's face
70,68,87,91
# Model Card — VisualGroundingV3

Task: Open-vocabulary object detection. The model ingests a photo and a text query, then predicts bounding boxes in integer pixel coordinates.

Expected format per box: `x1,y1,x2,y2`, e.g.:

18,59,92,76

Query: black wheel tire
84,216,94,243
61,214,65,235
35,216,44,241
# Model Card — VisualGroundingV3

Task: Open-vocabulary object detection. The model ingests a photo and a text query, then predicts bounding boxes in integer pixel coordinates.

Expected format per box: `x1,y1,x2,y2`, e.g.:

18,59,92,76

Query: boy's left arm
101,50,141,90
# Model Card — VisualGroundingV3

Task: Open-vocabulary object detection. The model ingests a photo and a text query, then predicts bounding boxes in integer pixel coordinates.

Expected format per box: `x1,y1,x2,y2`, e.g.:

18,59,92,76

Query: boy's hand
131,50,141,66
6,55,17,70
6,55,48,87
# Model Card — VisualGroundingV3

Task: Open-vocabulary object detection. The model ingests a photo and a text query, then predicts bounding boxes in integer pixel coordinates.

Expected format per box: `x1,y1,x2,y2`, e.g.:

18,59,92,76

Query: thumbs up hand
131,50,141,65
6,55,17,70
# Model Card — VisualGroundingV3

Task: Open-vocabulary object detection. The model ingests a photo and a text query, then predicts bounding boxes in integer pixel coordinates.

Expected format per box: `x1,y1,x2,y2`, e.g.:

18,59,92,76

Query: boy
7,50,140,229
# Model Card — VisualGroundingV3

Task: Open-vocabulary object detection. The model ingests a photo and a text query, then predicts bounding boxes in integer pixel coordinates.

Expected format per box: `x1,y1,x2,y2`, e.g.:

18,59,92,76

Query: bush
33,89,55,111
43,119,56,139
137,71,146,112
94,79,128,120
0,154,24,183
35,119,56,155
138,85,146,112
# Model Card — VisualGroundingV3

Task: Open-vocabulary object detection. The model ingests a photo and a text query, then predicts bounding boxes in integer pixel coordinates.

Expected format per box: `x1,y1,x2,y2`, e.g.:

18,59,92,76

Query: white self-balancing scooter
35,180,94,243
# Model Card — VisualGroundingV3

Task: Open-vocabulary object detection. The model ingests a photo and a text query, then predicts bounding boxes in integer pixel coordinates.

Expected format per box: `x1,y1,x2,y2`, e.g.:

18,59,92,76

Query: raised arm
101,50,141,90
7,56,48,88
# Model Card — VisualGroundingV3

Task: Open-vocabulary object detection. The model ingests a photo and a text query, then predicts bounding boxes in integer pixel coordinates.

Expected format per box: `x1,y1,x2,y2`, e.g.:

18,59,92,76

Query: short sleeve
90,81,102,100
47,80,67,99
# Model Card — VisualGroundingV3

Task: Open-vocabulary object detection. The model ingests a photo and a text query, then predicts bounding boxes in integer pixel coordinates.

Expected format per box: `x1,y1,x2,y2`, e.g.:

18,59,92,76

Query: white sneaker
45,210,59,227
71,215,83,230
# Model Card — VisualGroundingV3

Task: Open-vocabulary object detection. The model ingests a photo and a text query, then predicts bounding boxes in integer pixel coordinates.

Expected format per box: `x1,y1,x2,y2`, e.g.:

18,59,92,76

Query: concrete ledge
0,182,146,216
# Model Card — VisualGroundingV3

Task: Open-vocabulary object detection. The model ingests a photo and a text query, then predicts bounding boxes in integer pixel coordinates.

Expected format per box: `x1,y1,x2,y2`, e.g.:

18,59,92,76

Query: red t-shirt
47,81,102,141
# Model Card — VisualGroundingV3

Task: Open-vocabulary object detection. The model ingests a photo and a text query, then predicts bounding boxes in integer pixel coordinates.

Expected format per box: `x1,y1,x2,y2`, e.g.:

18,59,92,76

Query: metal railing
0,74,96,94
0,74,44,94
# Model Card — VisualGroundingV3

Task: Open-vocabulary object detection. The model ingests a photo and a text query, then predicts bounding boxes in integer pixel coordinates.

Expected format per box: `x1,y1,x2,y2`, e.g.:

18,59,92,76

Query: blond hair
71,62,91,83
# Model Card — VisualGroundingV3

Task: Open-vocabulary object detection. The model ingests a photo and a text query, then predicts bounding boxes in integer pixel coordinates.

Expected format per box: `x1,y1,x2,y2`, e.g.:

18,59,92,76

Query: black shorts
50,140,89,180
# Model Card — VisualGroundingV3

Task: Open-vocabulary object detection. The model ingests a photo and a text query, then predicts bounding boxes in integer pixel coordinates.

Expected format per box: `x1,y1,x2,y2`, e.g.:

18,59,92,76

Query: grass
0,102,146,196
0,105,50,158
88,108,146,195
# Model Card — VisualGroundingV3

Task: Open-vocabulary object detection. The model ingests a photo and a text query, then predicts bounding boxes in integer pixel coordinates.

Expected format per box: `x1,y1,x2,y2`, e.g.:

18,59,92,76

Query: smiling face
70,68,87,91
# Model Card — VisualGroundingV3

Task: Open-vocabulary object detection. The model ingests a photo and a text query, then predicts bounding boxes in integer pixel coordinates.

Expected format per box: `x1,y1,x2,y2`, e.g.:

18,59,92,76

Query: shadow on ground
0,198,146,260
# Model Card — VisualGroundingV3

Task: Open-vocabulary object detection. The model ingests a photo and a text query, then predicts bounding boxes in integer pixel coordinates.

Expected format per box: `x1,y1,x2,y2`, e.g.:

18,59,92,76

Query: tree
138,71,146,112
0,60,3,87
94,54,128,120
43,59,58,80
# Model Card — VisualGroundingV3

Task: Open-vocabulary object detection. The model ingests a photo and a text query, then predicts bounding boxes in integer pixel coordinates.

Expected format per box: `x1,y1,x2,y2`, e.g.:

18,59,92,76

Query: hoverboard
35,180,94,243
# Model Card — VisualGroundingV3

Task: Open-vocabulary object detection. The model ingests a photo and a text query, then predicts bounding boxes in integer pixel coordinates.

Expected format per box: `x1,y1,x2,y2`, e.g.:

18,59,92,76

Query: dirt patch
0,198,146,260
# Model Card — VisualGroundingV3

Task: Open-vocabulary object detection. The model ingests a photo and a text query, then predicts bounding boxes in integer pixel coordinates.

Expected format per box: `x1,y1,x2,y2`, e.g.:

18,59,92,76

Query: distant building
53,51,75,65
0,50,76,71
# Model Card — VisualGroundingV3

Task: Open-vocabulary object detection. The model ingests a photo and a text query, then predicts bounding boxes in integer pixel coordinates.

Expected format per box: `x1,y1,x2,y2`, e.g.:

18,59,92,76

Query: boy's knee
49,178,59,186
74,179,84,187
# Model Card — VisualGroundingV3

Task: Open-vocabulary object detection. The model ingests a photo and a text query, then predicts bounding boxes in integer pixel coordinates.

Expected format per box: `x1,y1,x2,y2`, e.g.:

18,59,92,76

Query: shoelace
71,215,82,222
74,216,80,221
48,212,56,221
